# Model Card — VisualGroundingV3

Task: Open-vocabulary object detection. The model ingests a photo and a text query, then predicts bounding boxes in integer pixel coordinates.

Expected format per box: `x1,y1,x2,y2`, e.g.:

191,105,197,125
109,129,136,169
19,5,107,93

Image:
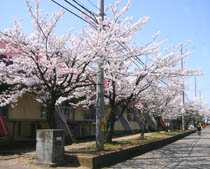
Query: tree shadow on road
109,134,210,169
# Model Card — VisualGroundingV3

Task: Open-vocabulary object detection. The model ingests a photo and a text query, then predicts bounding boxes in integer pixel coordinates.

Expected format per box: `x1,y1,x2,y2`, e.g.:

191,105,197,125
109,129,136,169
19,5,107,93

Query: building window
41,106,47,120
55,105,74,121
84,105,96,120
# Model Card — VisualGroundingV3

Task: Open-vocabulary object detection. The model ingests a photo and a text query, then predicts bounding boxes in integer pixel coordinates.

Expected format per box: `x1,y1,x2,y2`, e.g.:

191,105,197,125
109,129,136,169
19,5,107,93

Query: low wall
66,130,196,169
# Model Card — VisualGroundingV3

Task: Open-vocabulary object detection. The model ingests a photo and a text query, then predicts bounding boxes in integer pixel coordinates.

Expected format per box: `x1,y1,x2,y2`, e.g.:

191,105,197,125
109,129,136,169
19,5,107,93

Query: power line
71,0,97,15
51,0,97,29
65,0,98,23
87,0,99,10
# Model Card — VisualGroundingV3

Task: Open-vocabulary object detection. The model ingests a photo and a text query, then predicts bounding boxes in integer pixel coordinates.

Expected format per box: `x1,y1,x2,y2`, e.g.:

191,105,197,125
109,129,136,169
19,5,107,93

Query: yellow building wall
114,120,140,132
8,94,41,120
74,105,84,120
3,95,141,141
129,121,140,130
3,121,30,139
4,121,49,140
71,104,141,133
114,120,124,131
104,107,141,132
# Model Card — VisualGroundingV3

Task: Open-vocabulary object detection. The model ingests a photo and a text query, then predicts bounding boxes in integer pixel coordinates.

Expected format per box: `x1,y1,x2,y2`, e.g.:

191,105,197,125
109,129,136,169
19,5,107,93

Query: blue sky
0,0,210,107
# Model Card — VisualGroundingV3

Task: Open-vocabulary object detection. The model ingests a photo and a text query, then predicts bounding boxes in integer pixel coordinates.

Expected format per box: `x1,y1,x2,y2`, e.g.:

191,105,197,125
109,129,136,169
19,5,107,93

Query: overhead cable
51,0,97,29
64,0,98,24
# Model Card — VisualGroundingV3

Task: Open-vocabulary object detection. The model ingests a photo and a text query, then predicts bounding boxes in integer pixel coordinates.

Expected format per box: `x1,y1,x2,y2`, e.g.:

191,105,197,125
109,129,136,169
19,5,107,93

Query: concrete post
36,129,65,164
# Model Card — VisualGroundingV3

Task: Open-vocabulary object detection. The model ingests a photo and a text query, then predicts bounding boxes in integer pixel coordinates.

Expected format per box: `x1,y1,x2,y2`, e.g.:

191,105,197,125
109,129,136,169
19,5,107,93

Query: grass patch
65,130,194,155
138,130,187,140
139,136,152,140
28,161,33,165
104,141,131,147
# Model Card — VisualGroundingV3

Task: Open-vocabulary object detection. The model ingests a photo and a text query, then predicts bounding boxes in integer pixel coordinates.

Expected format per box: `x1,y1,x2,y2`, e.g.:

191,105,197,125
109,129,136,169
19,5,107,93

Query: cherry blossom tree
81,1,160,143
0,0,93,132
81,1,199,143
189,98,210,126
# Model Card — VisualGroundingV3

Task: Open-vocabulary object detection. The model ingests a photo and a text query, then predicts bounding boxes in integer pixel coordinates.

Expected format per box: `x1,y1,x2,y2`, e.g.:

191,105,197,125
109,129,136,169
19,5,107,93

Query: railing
55,106,74,121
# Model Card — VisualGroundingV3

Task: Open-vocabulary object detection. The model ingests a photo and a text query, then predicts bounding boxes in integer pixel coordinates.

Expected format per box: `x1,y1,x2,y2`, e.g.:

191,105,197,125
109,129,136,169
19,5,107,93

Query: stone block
36,129,64,164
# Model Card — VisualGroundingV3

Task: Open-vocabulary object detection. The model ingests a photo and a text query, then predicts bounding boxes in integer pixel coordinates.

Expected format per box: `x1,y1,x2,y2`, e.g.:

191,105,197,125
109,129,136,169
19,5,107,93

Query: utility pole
181,48,185,130
51,0,105,150
199,90,202,109
195,76,197,97
96,0,104,151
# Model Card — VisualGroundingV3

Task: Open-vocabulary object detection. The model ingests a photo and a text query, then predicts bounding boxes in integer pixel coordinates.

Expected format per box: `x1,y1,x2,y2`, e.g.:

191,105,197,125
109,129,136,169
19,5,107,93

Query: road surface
106,127,210,169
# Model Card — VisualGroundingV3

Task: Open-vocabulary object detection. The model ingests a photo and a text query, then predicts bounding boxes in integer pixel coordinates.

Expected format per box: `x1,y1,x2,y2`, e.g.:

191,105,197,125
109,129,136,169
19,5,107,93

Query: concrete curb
65,130,196,169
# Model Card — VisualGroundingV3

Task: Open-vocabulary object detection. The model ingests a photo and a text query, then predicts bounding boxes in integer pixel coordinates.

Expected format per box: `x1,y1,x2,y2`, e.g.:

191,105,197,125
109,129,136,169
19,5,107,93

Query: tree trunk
105,110,116,143
155,116,161,132
141,119,147,139
46,98,57,129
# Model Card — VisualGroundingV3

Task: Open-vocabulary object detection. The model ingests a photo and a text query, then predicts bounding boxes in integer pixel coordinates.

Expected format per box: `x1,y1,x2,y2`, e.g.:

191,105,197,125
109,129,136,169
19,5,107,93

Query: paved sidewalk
106,127,210,169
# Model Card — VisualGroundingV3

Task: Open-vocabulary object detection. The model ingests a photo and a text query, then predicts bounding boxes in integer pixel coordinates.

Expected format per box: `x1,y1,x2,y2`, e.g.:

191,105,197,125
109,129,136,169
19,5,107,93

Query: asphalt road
106,127,210,169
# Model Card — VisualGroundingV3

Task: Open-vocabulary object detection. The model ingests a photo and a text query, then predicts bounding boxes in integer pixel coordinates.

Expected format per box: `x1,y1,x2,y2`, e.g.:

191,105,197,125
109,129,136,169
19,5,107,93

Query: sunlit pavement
106,127,210,169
